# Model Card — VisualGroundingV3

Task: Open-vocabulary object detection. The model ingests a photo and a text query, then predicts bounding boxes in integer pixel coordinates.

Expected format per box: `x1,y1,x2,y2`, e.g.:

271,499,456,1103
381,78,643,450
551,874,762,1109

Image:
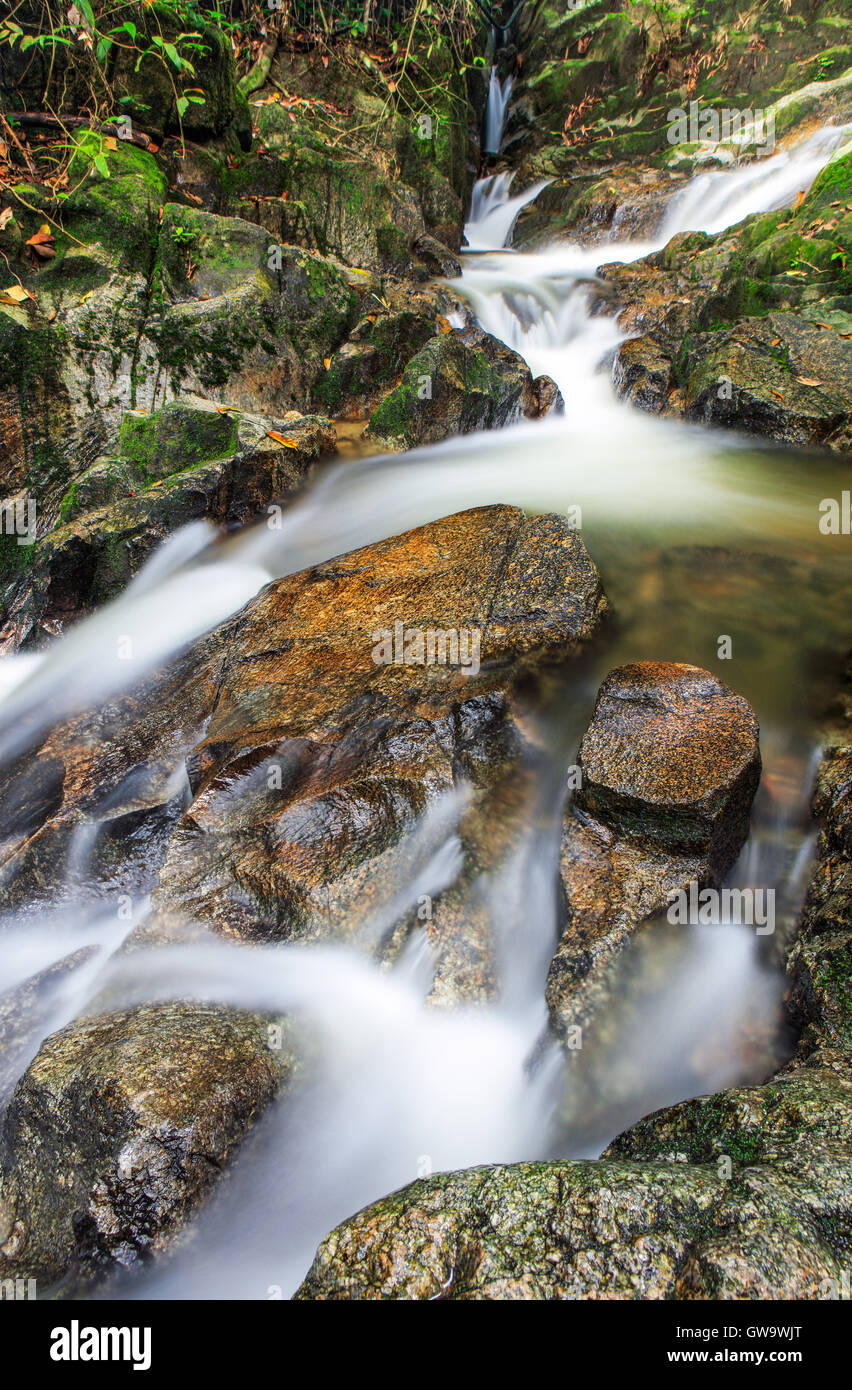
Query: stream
1,101,851,1299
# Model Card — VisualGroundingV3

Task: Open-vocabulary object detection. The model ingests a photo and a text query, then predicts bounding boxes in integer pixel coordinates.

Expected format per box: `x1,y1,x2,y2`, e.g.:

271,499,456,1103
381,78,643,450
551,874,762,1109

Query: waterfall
482,67,514,157
1,121,851,1300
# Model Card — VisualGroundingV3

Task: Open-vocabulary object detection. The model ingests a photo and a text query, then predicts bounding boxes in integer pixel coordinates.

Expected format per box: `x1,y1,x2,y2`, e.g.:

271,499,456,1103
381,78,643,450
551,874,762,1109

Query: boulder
2,403,335,647
0,507,609,975
574,663,761,868
0,1003,294,1288
366,329,561,451
294,1125,851,1299
150,506,608,954
547,663,761,1041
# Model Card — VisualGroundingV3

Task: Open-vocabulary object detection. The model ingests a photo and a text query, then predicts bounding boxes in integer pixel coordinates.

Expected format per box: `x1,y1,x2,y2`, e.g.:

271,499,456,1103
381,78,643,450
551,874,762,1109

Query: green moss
58,132,167,273
119,404,241,477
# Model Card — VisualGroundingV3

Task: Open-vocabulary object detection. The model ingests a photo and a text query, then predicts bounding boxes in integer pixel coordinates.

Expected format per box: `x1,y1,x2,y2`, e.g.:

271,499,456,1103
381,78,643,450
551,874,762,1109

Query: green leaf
164,41,182,70
176,96,189,118
96,36,112,62
93,152,110,179
76,0,95,29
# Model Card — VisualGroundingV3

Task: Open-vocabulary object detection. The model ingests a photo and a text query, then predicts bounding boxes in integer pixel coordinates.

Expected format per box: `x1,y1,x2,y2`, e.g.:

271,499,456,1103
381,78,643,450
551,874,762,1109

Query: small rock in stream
548,662,761,1042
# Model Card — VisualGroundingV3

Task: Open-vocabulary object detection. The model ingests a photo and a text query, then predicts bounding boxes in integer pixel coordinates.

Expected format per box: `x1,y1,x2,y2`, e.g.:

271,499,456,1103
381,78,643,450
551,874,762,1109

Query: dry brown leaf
771,389,785,399
265,430,298,448
796,376,823,386
26,226,55,264
323,357,331,369
0,207,13,231
0,284,35,304
104,137,117,151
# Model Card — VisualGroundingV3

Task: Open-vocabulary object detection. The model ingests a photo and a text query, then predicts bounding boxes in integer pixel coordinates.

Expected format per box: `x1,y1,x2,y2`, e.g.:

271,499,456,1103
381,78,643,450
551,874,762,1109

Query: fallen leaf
0,207,13,231
323,357,331,369
281,410,302,422
796,376,823,386
265,430,298,448
104,137,117,151
771,337,781,345
26,226,55,264
0,284,36,304
793,190,806,209
771,389,785,399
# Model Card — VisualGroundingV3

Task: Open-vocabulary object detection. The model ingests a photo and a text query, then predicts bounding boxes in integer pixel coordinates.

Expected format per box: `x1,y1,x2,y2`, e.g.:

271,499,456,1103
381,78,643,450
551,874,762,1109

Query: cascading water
482,67,514,156
1,124,851,1299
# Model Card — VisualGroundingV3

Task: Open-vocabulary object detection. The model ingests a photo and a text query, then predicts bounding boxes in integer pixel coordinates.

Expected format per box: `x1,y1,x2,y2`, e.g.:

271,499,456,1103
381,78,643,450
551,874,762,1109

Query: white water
659,124,852,240
483,67,514,156
1,124,850,1299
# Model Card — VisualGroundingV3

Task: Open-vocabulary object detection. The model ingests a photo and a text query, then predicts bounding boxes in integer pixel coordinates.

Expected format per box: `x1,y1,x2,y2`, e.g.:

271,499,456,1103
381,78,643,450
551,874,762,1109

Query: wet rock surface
148,504,608,950
574,663,760,867
0,1003,294,1288
295,1130,851,1299
2,402,335,647
294,659,852,1301
548,663,760,1040
600,151,852,448
366,326,559,450
0,503,609,937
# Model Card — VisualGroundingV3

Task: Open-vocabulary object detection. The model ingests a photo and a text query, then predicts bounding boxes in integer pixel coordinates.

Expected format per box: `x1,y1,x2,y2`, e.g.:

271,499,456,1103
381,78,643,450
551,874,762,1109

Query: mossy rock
118,403,241,477
226,125,423,275
152,206,357,410
0,1002,295,1286
58,132,167,274
366,331,537,451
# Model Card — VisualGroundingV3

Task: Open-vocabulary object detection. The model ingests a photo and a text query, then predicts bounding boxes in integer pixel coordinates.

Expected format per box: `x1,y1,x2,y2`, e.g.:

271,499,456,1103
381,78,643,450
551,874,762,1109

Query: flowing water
1,118,851,1298
482,68,514,157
